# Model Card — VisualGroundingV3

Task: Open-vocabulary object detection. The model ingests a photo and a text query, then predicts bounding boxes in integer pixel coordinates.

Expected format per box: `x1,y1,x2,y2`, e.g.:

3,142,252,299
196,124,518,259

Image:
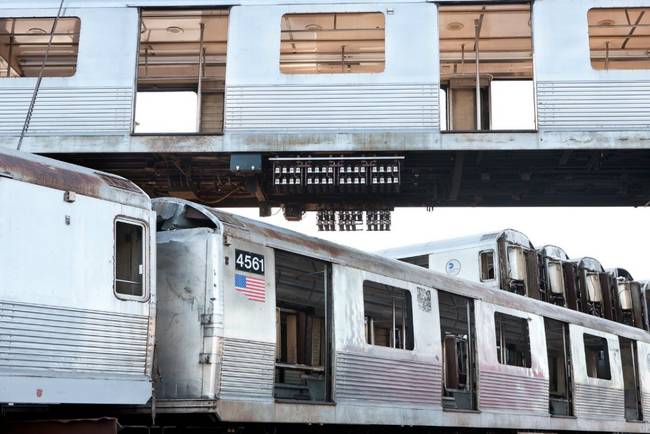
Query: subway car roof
377,228,533,259
539,244,570,261
1,0,527,8
0,148,150,209
153,197,650,343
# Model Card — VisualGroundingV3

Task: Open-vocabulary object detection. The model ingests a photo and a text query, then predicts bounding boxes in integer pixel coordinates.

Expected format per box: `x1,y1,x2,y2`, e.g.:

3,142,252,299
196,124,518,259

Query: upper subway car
1,0,650,211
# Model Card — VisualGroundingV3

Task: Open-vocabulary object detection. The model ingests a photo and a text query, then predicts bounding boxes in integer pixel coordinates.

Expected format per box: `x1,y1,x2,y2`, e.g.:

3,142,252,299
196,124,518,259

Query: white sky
137,86,649,281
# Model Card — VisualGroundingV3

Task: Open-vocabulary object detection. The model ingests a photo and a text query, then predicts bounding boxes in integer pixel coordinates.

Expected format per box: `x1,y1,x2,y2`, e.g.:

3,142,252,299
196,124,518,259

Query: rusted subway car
150,198,650,432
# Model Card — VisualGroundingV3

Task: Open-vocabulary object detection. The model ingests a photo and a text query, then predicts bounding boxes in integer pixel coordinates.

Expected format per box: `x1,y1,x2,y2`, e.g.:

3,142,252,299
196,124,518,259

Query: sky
135,85,649,281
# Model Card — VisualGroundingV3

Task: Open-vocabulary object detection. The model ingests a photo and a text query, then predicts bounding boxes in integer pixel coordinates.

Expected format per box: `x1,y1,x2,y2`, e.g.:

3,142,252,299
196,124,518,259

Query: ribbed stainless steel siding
537,81,650,131
219,338,275,400
225,83,439,131
479,370,548,414
0,87,133,136
573,383,625,420
0,301,149,377
335,352,441,405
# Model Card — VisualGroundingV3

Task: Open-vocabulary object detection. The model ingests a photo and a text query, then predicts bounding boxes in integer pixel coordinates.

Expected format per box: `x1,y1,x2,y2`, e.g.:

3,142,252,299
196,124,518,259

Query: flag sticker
234,273,266,302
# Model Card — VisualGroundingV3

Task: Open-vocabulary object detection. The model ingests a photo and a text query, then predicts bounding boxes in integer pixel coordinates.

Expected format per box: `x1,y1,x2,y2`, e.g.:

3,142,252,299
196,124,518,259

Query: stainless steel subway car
151,198,650,432
0,149,156,405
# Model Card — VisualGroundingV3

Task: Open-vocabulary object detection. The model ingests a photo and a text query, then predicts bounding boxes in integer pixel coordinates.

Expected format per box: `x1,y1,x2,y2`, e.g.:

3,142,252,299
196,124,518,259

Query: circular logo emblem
446,259,461,275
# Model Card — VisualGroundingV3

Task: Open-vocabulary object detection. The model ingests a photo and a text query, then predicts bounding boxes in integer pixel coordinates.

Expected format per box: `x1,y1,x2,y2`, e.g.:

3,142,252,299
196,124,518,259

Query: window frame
587,7,650,72
0,16,81,79
362,279,415,351
113,216,149,302
494,311,532,368
479,249,496,282
583,332,612,380
278,11,386,76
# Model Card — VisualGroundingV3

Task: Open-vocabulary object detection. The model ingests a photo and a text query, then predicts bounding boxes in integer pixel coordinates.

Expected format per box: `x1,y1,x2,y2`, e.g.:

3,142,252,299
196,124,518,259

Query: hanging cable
17,0,65,151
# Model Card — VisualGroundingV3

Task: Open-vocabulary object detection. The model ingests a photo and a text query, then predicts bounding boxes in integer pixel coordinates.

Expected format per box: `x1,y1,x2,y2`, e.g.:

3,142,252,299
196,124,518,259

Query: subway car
0,0,649,211
2,148,650,433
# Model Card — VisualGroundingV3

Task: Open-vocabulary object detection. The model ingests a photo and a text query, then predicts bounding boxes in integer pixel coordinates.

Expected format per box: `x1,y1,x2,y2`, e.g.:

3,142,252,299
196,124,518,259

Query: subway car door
439,290,477,410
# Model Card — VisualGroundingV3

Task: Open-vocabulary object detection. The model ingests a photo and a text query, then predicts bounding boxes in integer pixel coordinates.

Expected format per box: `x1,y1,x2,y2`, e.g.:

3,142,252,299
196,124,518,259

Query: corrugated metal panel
219,338,275,400
224,83,439,131
479,370,548,414
0,86,133,136
537,81,650,131
573,383,625,420
335,351,441,405
0,301,149,377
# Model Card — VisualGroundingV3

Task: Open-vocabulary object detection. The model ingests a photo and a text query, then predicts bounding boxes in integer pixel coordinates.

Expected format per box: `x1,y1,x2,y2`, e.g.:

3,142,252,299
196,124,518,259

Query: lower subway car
147,198,650,433
2,148,650,433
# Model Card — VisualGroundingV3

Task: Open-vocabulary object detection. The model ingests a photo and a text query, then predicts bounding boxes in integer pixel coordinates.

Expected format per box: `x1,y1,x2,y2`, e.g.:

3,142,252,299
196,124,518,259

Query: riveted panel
537,81,650,131
219,338,275,400
0,301,149,377
335,351,441,406
479,370,549,414
225,83,439,132
574,383,625,420
0,87,133,136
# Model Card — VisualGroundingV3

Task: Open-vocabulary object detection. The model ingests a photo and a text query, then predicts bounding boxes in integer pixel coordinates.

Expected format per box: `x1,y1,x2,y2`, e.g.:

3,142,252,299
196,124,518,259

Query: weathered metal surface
0,301,149,376
153,198,650,343
1,152,156,405
335,352,441,406
225,84,439,132
573,383,625,420
0,87,132,137
537,80,650,131
220,338,275,401
0,148,149,209
479,370,549,414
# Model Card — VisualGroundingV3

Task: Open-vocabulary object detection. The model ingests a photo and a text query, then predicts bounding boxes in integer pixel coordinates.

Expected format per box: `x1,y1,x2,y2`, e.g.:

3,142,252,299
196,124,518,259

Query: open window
114,219,146,299
280,12,385,74
439,291,477,411
399,254,429,268
274,250,331,402
479,250,495,281
438,4,535,131
0,17,80,78
135,9,228,134
363,281,414,350
495,312,531,368
545,319,573,416
583,334,611,380
588,8,650,71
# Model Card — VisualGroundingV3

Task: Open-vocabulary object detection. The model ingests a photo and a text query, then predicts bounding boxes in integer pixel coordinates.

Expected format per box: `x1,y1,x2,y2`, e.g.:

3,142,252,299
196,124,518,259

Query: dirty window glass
495,312,531,368
0,17,80,78
115,220,145,298
280,12,385,74
480,250,495,281
584,333,611,380
588,8,650,70
363,280,414,350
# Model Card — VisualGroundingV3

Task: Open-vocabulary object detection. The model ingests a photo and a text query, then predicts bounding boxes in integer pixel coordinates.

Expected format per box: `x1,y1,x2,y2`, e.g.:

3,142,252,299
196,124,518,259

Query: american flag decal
234,273,266,302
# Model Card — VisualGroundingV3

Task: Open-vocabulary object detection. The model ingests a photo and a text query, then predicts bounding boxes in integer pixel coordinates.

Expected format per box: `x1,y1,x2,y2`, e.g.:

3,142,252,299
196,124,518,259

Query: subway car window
135,9,229,134
363,281,414,350
280,12,385,74
495,312,531,368
583,333,611,380
0,17,80,78
480,250,495,281
115,220,146,298
438,4,535,131
588,8,650,70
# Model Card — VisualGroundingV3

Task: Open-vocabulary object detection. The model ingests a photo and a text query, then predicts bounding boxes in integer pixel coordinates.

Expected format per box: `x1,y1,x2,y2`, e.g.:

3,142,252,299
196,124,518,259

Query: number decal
235,249,265,275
